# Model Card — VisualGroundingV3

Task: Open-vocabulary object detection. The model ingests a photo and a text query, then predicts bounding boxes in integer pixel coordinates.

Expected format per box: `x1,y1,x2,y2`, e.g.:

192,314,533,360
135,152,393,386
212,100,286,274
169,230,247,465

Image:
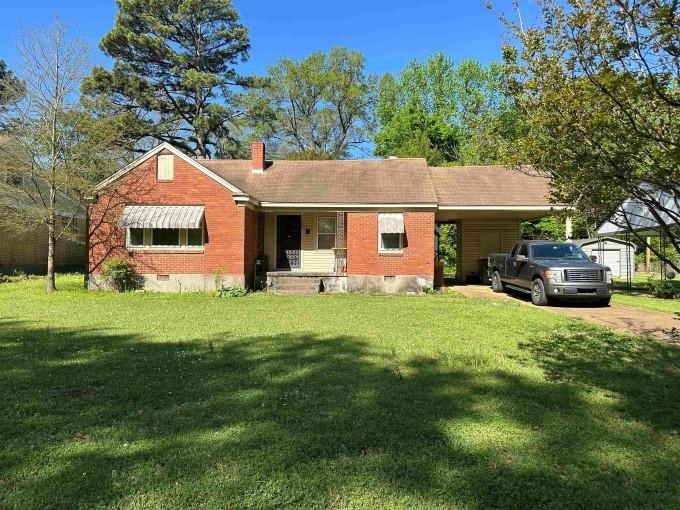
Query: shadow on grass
1,318,680,508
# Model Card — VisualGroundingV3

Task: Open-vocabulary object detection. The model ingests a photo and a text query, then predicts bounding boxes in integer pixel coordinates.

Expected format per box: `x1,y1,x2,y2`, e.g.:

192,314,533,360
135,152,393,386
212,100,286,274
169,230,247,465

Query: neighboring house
87,142,559,293
572,237,636,279
0,173,86,275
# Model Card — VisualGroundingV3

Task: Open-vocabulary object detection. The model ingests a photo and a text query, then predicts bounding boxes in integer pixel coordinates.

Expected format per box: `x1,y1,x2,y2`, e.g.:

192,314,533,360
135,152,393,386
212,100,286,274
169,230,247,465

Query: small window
517,244,528,257
157,154,174,181
151,228,180,246
317,217,336,250
128,228,145,247
380,233,403,251
187,227,204,246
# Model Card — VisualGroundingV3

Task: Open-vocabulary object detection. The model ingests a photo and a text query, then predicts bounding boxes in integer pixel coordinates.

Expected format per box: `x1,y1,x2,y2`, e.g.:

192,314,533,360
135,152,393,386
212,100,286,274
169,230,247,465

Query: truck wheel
491,271,505,293
596,297,611,307
531,278,550,306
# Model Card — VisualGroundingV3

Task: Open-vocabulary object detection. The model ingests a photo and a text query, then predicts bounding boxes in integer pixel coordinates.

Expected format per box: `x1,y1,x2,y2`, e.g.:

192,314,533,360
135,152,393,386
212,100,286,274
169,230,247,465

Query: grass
1,275,680,509
612,276,680,314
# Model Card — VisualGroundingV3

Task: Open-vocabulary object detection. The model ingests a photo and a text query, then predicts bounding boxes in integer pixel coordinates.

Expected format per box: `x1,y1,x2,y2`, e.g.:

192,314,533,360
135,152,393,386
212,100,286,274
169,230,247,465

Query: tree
0,21,126,292
0,60,24,119
82,0,251,158
492,0,680,272
373,54,519,166
244,48,376,160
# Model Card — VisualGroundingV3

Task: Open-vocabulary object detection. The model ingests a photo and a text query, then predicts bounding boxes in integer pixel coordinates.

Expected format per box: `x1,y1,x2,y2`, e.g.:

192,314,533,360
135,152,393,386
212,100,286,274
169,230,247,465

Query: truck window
510,244,519,257
517,244,528,257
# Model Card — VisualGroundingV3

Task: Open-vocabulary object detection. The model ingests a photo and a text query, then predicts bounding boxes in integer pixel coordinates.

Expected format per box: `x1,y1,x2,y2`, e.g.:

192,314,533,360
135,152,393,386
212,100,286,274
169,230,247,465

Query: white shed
572,237,636,279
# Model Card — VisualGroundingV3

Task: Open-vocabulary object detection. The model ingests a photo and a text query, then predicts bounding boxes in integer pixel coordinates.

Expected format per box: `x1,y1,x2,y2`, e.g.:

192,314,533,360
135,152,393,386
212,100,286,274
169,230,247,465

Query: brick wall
0,218,86,274
88,152,250,280
346,211,435,277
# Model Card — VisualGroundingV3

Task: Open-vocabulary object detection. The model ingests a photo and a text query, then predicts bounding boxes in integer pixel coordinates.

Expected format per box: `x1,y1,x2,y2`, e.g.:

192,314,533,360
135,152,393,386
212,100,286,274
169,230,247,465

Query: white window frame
316,216,336,250
127,227,146,247
186,225,205,247
126,226,204,249
377,213,404,253
157,154,174,181
378,232,404,252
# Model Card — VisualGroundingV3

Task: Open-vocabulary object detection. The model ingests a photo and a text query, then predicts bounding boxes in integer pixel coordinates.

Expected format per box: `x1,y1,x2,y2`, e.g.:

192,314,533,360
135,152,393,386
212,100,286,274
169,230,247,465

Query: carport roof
429,165,553,207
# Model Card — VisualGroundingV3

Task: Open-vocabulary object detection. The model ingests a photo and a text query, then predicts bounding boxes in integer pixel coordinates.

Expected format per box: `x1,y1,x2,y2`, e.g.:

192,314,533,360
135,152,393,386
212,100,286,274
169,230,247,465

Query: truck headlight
605,270,612,284
545,270,562,283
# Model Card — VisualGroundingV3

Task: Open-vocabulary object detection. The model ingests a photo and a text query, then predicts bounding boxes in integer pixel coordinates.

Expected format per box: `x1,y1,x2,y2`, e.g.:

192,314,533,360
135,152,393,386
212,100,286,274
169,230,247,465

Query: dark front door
276,215,302,269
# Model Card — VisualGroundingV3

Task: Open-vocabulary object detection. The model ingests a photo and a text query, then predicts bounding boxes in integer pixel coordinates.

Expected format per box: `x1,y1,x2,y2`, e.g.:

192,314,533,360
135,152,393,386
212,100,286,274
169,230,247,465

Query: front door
276,215,302,269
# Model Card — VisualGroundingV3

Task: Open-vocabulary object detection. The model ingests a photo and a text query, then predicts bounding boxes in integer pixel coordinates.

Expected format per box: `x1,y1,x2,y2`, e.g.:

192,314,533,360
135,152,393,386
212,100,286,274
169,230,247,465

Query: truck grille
564,269,602,282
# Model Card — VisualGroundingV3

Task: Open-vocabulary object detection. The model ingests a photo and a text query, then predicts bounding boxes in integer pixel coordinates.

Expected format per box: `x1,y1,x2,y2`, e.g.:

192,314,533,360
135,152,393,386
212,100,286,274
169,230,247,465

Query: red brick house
88,142,558,293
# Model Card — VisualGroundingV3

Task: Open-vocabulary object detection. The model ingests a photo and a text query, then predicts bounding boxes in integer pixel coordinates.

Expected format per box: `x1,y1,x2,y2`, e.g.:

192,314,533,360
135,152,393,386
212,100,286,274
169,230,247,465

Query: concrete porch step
269,277,323,295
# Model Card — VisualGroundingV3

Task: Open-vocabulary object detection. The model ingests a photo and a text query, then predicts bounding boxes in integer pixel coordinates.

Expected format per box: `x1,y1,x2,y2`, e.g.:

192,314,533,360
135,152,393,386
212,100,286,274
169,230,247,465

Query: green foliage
243,48,375,159
83,0,251,157
216,285,248,298
521,211,591,241
494,0,680,271
437,223,457,273
647,277,680,299
373,53,520,165
0,60,24,118
100,257,144,292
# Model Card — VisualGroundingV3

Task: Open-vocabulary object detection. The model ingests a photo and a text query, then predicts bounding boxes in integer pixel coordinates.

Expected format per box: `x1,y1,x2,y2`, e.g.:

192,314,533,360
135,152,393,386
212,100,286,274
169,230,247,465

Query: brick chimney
251,140,265,173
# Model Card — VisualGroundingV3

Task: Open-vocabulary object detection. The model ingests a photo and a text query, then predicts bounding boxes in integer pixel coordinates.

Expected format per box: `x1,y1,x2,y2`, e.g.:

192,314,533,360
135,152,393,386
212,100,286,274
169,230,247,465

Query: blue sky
0,0,526,76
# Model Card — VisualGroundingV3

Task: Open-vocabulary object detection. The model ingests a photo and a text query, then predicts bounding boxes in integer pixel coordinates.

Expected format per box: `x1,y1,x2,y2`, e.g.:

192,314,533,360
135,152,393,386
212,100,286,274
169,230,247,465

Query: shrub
100,257,144,292
647,277,680,299
216,285,248,298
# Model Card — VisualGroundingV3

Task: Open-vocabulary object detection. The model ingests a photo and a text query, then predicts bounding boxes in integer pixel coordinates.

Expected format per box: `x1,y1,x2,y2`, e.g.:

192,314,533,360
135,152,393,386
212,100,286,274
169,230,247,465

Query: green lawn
2,275,680,509
613,277,680,314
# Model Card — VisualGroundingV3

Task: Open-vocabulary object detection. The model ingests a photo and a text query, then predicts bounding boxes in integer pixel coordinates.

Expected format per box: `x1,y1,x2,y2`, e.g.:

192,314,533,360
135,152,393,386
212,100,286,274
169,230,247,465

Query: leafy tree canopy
82,0,250,158
374,53,519,166
244,47,376,160
493,0,680,271
0,60,24,123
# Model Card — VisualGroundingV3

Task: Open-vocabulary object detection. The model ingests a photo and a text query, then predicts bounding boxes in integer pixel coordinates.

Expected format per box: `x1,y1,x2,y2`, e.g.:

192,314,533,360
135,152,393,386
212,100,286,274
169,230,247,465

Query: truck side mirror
590,255,597,262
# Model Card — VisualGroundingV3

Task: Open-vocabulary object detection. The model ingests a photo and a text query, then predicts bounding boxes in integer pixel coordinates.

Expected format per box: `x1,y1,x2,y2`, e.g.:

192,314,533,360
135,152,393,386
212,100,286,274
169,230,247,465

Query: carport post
565,216,573,240
645,236,651,272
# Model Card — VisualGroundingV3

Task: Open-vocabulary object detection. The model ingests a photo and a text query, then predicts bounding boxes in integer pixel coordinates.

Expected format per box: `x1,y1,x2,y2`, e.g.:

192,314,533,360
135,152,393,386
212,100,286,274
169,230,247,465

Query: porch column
334,211,347,273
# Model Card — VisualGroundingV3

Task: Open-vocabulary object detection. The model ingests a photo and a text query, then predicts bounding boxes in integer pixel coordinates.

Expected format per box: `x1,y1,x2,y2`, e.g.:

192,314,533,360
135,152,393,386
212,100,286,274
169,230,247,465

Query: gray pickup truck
488,241,614,306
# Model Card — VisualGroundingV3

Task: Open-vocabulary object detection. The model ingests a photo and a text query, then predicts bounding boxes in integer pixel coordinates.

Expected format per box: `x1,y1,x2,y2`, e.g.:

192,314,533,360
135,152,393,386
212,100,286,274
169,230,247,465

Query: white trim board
437,205,569,211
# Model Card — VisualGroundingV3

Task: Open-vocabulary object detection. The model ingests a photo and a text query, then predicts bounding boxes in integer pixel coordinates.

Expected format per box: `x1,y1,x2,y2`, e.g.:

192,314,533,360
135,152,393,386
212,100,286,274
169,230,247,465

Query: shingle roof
201,159,553,207
429,165,553,207
202,158,438,204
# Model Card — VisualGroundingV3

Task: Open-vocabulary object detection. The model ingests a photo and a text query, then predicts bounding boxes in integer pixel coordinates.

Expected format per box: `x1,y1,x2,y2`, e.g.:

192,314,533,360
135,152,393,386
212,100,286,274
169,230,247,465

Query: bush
647,277,680,299
100,257,144,292
216,285,248,298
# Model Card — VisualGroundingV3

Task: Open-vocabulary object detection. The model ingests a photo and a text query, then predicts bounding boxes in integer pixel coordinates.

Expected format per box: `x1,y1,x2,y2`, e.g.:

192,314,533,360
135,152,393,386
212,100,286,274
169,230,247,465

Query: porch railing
333,211,347,274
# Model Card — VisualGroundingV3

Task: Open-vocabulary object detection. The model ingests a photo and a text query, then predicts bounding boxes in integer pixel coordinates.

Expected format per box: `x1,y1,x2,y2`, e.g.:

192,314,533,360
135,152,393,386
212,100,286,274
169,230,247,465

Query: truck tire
491,271,505,293
596,297,611,307
531,278,550,306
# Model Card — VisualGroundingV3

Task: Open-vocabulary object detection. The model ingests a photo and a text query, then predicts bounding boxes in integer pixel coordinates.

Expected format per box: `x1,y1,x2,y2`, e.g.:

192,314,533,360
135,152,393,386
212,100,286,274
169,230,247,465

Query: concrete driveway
454,285,679,345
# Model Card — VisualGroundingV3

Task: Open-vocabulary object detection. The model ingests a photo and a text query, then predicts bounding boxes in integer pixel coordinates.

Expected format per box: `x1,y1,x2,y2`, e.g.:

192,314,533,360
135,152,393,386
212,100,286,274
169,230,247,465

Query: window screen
129,228,144,246
187,227,204,246
317,217,336,249
151,228,180,246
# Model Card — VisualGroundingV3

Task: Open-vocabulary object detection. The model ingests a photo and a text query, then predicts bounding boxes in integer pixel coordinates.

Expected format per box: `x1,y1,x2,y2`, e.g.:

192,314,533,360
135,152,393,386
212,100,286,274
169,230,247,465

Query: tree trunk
46,185,57,293
46,220,56,292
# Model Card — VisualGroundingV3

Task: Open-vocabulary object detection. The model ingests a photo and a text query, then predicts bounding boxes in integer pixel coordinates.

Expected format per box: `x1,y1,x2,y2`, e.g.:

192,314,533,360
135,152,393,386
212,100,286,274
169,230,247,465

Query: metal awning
118,205,205,229
378,213,405,233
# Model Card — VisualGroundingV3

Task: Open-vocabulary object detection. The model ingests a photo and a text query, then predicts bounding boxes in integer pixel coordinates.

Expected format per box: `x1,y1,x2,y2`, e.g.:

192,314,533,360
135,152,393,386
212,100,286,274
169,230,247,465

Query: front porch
262,211,348,274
